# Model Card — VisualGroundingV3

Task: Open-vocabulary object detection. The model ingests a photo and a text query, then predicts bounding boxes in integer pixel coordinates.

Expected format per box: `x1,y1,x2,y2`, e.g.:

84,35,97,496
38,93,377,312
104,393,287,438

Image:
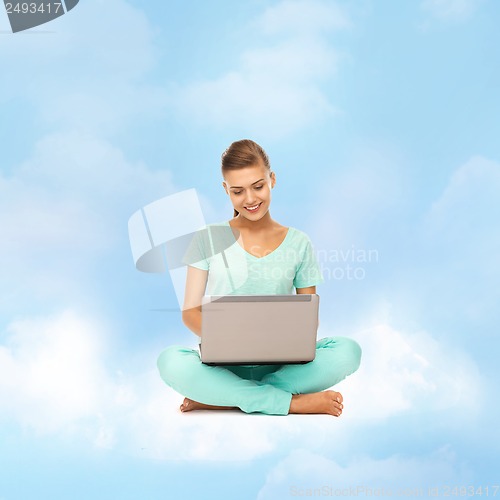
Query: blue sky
1,0,499,498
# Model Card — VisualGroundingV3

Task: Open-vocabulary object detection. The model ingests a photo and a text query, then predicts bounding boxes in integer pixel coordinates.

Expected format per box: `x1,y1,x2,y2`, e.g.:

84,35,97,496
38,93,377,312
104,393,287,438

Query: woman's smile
244,202,262,213
222,161,273,223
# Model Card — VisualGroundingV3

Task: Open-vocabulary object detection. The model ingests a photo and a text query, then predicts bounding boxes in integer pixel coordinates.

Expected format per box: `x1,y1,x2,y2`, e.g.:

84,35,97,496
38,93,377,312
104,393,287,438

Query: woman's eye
233,186,263,195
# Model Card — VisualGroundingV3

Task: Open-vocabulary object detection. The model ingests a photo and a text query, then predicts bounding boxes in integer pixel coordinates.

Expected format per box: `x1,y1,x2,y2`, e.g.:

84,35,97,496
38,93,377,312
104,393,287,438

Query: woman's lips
244,202,262,212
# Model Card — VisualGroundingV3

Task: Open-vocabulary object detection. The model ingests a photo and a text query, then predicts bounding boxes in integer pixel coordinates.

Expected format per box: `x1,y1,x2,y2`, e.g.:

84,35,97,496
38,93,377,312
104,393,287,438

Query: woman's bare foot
289,390,344,416
180,397,238,412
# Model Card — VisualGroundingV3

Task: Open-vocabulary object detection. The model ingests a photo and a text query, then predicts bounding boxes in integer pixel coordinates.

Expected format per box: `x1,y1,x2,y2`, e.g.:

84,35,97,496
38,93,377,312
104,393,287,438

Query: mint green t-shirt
182,221,324,295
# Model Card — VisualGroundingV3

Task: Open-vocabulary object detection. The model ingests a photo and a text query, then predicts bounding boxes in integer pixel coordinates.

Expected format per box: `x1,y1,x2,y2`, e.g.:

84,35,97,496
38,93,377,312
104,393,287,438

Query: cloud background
1,0,499,498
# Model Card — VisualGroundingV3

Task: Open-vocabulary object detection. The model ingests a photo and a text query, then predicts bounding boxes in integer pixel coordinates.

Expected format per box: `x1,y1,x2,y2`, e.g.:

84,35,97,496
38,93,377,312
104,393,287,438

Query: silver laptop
200,294,320,365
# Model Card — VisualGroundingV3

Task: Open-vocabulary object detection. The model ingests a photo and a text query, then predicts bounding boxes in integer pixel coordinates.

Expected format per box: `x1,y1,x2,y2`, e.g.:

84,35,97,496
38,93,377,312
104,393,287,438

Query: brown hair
221,139,271,218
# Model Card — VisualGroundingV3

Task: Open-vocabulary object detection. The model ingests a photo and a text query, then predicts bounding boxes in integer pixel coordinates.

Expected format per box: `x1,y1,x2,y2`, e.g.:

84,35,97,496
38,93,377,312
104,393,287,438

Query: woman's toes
180,398,191,412
331,396,343,416
331,398,342,409
331,391,343,403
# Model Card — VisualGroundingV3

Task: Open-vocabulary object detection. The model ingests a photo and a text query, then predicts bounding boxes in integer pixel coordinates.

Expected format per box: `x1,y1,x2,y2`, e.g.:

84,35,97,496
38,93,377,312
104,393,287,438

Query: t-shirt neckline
223,220,292,260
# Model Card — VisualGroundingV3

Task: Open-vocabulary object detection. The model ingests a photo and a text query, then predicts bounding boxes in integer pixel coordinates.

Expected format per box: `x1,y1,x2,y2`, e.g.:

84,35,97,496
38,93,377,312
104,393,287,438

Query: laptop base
201,360,313,366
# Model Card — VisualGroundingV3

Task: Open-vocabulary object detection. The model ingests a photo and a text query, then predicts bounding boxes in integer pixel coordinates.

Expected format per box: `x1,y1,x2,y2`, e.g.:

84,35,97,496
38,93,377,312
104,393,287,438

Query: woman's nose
244,194,258,205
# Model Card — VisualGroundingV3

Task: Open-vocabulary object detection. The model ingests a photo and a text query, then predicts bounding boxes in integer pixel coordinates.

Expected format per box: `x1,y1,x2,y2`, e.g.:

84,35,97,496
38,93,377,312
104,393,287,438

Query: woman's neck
230,211,276,232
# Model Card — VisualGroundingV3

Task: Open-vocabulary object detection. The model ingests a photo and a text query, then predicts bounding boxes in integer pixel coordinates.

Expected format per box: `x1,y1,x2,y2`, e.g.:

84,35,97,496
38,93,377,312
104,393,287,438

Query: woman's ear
222,181,229,195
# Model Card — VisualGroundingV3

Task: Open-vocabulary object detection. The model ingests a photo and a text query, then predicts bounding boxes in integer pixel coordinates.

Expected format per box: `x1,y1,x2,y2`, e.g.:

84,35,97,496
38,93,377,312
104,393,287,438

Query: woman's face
222,162,276,221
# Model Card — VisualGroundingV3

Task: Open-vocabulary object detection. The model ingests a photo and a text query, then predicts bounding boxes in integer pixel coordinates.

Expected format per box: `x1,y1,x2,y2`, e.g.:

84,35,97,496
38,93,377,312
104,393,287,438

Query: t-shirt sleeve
293,236,324,289
181,228,209,271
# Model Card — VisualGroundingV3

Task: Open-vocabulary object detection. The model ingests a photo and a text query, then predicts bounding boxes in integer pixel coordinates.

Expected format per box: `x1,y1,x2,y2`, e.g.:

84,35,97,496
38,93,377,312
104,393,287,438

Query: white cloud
118,317,484,460
0,0,167,134
417,155,500,322
0,129,197,325
12,130,174,213
0,306,485,462
0,0,157,76
172,0,349,139
309,151,499,332
0,0,173,247
0,131,176,307
339,318,483,421
255,0,350,35
117,369,299,461
423,155,500,250
0,144,492,463
0,309,300,460
421,0,482,21
0,309,112,437
257,446,472,499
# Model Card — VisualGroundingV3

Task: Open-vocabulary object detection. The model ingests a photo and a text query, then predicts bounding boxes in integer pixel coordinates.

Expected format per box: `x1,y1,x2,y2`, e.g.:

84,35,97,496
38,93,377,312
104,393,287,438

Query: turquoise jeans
156,336,362,415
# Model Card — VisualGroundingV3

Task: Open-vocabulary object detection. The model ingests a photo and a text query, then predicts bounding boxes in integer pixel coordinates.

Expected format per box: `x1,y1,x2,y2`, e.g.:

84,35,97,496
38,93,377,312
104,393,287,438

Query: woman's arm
296,286,320,328
182,265,208,337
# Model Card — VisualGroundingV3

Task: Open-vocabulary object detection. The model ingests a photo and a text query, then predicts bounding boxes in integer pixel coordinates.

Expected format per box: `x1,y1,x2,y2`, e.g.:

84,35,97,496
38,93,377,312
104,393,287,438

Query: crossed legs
156,336,361,416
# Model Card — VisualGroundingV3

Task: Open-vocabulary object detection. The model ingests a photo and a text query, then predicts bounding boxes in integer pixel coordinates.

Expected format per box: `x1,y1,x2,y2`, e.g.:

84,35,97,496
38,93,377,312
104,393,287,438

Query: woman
157,139,361,416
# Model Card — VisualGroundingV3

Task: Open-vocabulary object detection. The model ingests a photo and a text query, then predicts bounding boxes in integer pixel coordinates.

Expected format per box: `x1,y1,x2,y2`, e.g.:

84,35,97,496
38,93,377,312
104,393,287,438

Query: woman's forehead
224,165,269,186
